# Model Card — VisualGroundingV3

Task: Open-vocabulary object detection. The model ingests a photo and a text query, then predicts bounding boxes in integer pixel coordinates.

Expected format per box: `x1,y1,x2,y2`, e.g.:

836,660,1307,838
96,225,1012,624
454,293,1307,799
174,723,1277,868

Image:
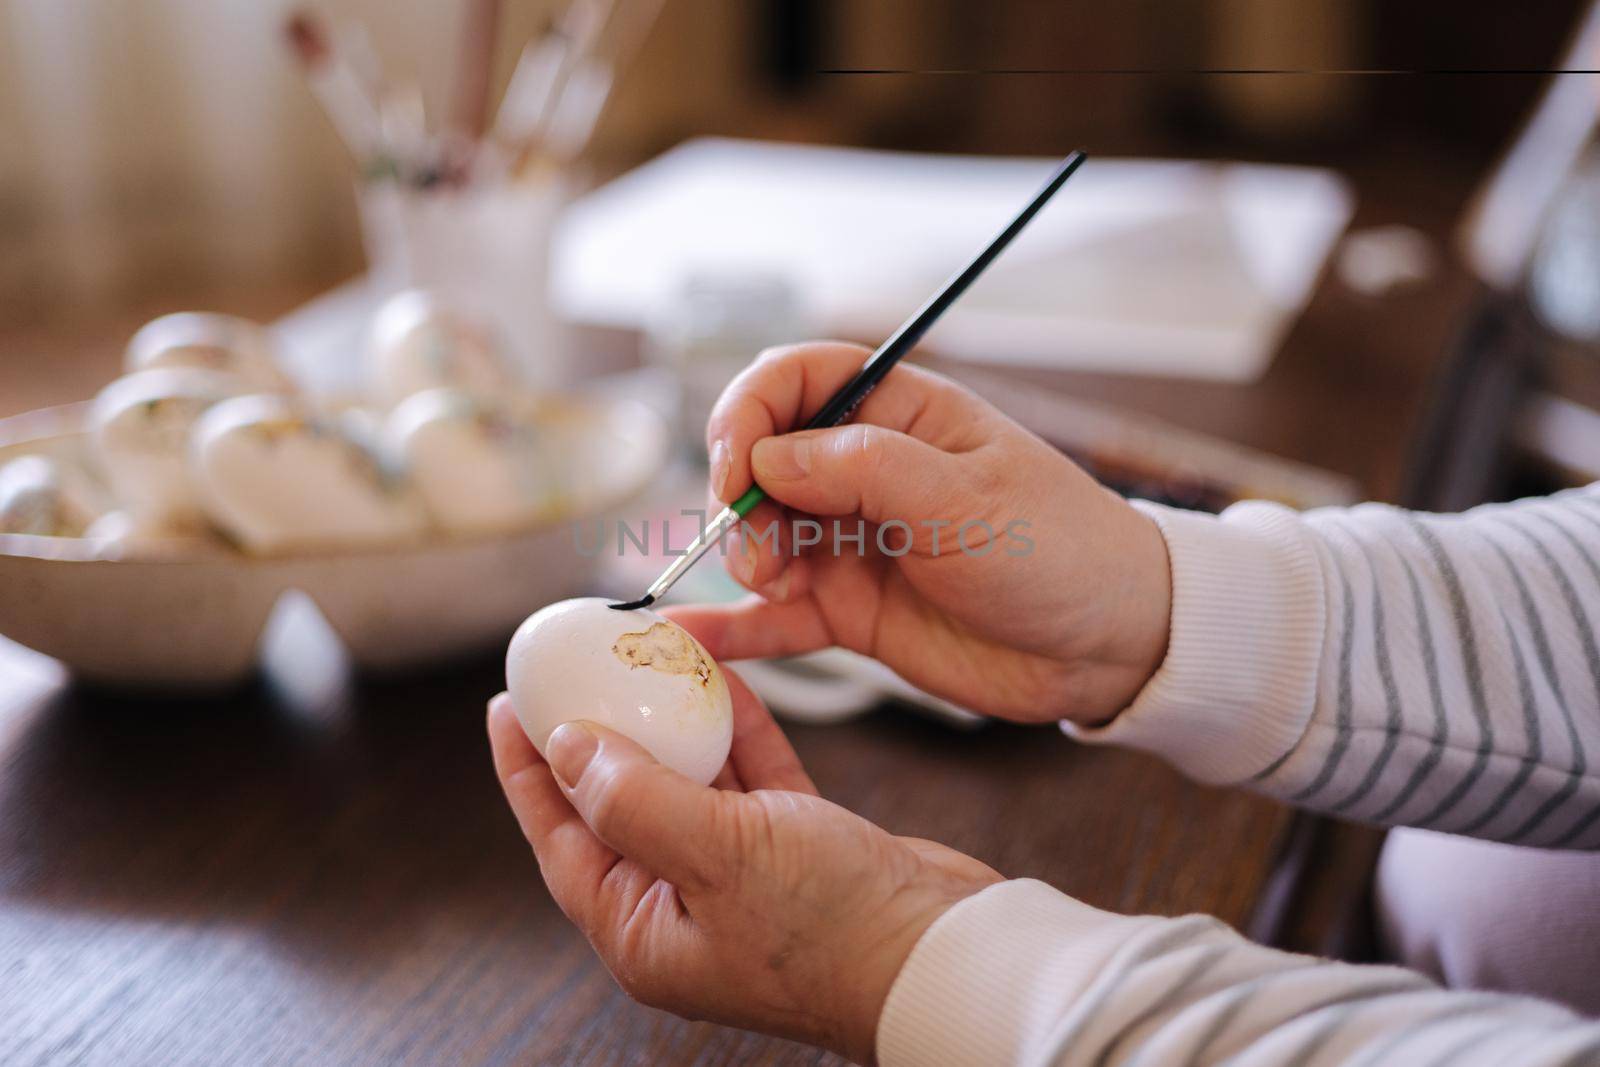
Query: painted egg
0,455,103,536
385,388,562,535
367,290,514,406
84,509,220,557
505,597,734,785
90,368,245,529
190,394,428,554
126,312,294,393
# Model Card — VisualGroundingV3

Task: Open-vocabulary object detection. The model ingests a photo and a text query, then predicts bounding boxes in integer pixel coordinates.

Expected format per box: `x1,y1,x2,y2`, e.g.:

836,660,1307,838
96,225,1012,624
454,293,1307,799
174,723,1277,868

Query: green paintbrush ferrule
731,486,767,518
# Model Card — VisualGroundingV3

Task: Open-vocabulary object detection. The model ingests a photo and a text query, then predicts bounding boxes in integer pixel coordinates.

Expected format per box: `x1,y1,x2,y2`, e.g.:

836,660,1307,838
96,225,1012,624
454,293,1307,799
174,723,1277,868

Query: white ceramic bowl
0,397,667,689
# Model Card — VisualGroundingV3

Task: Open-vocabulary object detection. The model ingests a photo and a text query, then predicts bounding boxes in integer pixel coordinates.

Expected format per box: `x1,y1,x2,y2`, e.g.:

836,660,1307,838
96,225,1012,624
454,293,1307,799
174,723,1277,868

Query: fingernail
735,529,759,583
762,566,792,602
546,721,599,790
752,436,810,481
709,439,731,501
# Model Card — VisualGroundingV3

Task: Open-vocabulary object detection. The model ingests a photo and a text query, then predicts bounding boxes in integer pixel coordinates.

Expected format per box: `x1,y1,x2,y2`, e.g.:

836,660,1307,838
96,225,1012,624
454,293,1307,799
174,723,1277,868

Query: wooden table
0,166,1480,1065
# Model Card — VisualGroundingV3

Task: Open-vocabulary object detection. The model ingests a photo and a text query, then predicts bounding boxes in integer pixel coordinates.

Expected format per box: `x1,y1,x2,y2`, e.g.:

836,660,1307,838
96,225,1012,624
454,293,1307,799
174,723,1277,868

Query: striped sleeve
877,880,1600,1067
1066,485,1600,848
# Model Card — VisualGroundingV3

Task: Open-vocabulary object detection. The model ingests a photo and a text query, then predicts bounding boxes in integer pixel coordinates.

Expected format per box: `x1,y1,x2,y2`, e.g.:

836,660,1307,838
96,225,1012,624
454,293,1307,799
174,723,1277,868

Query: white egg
0,455,102,536
91,368,245,529
84,509,219,556
367,290,514,407
386,388,562,535
190,394,428,554
506,597,734,786
126,312,294,393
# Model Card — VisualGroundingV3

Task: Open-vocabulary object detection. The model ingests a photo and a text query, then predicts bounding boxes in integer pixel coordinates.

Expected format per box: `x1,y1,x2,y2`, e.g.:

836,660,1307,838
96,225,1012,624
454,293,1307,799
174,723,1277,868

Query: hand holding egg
505,597,733,785
486,675,1000,1066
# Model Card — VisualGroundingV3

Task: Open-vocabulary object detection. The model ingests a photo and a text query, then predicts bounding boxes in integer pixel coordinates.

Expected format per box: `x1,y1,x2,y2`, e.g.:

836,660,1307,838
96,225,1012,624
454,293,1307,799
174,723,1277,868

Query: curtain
0,0,470,309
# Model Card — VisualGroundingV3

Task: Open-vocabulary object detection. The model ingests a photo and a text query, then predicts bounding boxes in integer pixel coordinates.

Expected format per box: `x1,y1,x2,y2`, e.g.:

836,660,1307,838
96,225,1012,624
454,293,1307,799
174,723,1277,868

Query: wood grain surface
0,642,1286,1066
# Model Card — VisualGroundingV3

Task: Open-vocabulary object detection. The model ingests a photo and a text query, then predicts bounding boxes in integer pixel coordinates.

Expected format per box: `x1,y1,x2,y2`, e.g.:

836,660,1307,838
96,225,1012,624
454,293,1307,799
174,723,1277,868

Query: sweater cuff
1062,501,1326,785
876,880,1159,1067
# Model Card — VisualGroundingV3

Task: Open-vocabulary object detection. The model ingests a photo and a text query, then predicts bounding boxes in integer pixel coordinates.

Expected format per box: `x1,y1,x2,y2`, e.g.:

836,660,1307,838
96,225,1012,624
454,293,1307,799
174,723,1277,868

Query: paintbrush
538,0,668,164
610,150,1088,611
285,11,384,168
493,30,566,148
539,59,613,162
451,0,503,140
495,0,611,157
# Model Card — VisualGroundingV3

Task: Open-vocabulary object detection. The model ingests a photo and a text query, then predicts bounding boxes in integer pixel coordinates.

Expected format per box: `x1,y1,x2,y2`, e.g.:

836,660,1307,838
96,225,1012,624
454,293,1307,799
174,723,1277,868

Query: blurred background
0,0,1587,319
7,6,1600,1061
8,0,1600,674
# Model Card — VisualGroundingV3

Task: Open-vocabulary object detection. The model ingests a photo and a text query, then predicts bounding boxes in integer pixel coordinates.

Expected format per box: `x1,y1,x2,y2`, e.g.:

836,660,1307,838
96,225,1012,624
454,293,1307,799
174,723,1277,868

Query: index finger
705,342,941,504
724,667,820,796
667,595,833,667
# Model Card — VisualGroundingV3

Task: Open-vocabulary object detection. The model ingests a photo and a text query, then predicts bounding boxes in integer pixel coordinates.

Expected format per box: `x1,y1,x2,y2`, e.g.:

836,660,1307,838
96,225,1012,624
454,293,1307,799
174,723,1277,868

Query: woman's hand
487,678,1000,1064
680,342,1172,726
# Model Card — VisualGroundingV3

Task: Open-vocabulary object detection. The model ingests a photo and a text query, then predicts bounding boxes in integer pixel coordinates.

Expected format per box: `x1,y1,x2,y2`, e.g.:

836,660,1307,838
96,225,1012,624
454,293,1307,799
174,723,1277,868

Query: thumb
750,423,967,525
546,721,728,889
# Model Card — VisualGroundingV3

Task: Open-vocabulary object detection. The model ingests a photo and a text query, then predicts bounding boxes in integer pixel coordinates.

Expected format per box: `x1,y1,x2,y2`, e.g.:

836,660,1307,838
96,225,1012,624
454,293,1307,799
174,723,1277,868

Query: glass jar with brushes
358,159,575,392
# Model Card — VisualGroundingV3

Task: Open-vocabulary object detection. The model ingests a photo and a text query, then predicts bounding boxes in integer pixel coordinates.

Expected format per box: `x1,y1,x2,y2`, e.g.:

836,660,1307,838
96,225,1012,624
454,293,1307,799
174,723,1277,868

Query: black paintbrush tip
608,595,655,611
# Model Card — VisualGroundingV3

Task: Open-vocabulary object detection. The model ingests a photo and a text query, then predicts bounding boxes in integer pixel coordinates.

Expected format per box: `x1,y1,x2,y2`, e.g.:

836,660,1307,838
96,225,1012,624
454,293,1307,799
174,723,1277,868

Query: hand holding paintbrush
610,151,1089,611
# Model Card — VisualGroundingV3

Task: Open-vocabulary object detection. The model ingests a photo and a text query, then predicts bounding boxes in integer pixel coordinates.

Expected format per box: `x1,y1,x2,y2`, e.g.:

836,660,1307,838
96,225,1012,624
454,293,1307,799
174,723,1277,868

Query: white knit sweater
877,488,1600,1066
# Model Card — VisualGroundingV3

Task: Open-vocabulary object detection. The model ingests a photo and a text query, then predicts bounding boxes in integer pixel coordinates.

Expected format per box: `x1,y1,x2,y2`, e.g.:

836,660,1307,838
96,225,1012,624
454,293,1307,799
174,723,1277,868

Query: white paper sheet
552,138,1355,382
